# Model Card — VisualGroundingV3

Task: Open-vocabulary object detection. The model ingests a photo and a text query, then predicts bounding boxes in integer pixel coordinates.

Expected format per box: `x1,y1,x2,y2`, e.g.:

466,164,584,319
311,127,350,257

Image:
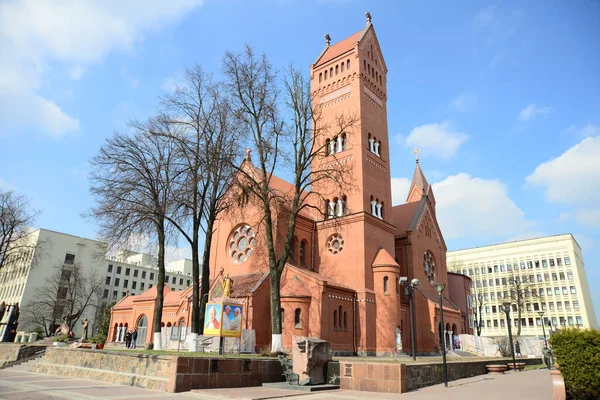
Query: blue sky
1,0,599,322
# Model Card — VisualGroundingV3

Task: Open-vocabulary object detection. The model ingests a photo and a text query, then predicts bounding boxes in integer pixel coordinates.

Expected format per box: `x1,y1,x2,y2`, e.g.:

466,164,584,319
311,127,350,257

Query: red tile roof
281,275,312,298
391,201,421,235
315,30,363,67
372,247,399,268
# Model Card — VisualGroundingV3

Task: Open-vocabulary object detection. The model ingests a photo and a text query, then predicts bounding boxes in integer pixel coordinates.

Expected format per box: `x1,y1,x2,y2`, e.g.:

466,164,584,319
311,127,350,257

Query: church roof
314,30,363,67
286,264,355,293
227,272,267,297
113,284,185,310
281,275,312,298
391,198,424,235
407,161,430,202
372,247,400,268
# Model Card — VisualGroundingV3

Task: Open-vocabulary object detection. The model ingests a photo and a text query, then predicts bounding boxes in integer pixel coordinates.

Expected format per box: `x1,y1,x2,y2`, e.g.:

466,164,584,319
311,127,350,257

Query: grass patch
102,348,275,359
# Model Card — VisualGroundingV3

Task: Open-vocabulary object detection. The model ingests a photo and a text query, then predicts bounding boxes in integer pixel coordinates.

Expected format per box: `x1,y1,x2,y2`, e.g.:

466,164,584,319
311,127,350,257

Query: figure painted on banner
230,307,242,331
81,318,89,341
205,306,221,329
223,273,233,298
453,335,461,350
222,306,231,330
395,327,402,352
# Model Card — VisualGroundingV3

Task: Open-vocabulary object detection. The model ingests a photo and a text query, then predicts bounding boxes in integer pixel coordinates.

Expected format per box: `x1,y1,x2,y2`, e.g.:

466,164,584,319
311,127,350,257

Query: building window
567,271,574,280
64,253,75,265
570,286,577,294
370,196,383,219
559,272,565,280
535,260,540,268
124,280,128,289
542,259,548,268
367,134,381,157
103,289,109,298
568,316,574,325
333,310,338,329
149,284,153,288
172,277,176,285
565,301,571,310
557,301,562,310
125,268,130,276
150,272,154,281
112,291,117,300
117,266,122,274
108,264,113,273
105,277,111,285
552,273,558,281
300,240,307,266
562,286,567,295
564,257,571,265
550,259,555,267
134,270,138,278
549,302,555,310
347,59,350,70
424,252,435,284
187,280,190,286
290,236,298,263
573,301,580,309
383,276,389,294
140,282,145,291
179,278,183,286
343,311,347,329
132,281,137,290
122,292,126,297
554,287,560,295
166,275,169,283
557,258,562,266
115,278,120,286
294,308,302,329
142,271,147,279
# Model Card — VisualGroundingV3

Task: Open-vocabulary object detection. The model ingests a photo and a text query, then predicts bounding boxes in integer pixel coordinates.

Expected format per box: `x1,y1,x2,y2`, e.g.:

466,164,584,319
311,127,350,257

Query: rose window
228,224,256,264
424,252,435,284
327,233,344,255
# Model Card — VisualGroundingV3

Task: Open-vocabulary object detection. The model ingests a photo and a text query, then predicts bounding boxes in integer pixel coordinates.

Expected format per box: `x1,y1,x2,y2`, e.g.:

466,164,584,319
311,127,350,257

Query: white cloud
391,177,411,206
563,123,599,139
527,136,600,204
449,92,477,112
527,135,600,227
433,173,532,240
518,103,552,121
399,122,468,159
68,66,86,80
0,0,203,137
391,172,532,240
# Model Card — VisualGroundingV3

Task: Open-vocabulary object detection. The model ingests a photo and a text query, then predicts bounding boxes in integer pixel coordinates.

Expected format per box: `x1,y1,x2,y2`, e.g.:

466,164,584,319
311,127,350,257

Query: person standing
125,330,132,349
515,340,522,357
131,328,138,349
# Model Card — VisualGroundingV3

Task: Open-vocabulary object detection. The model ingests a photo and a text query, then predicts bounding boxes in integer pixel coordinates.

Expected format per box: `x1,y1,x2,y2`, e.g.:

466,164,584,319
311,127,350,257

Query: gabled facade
109,14,472,355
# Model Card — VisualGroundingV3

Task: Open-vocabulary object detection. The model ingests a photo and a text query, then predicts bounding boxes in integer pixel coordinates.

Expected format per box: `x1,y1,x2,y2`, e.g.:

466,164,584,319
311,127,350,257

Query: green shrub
54,334,69,343
550,328,600,399
89,333,106,344
30,326,45,340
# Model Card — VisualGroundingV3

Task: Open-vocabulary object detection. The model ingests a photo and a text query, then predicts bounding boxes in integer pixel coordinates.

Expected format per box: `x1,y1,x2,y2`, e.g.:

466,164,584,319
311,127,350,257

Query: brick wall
327,361,407,393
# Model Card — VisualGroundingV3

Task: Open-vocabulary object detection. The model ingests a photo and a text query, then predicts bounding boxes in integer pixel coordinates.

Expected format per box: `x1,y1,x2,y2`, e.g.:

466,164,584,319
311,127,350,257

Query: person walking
125,330,132,349
514,340,522,357
131,328,138,349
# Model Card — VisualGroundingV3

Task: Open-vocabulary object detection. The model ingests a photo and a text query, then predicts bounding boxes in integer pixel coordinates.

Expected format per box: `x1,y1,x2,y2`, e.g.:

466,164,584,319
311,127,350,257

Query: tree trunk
516,306,522,336
269,269,282,352
198,216,215,335
153,222,166,350
191,232,200,334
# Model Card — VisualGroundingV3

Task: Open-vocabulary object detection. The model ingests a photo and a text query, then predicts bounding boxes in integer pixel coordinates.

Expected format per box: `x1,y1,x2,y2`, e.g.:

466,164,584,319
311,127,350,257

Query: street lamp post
502,302,517,371
434,283,448,388
406,278,421,361
538,311,547,347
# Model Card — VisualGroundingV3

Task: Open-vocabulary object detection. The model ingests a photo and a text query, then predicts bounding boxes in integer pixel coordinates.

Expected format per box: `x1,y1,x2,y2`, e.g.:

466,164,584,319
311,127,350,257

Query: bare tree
223,47,356,351
21,263,103,337
88,121,178,350
472,289,485,336
159,66,240,334
0,189,41,271
507,273,539,336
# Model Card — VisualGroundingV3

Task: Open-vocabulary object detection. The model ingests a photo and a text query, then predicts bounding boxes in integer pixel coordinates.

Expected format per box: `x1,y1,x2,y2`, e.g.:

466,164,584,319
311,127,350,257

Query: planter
96,343,104,350
486,364,507,374
507,362,526,370
550,370,566,400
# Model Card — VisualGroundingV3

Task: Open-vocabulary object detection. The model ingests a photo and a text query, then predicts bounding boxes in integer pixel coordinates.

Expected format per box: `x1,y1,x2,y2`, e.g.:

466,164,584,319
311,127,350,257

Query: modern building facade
447,234,597,337
0,228,193,339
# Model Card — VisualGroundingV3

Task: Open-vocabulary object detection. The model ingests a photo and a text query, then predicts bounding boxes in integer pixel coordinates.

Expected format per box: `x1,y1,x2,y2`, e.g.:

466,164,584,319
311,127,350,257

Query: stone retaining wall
0,344,46,366
405,358,543,391
32,348,284,392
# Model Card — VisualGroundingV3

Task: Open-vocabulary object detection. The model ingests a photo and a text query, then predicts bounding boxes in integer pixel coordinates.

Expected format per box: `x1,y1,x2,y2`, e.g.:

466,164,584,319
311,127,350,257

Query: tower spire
406,155,430,203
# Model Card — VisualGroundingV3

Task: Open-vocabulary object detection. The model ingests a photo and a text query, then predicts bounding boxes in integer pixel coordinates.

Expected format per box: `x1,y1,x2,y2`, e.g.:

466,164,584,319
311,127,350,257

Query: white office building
0,228,194,339
447,234,597,337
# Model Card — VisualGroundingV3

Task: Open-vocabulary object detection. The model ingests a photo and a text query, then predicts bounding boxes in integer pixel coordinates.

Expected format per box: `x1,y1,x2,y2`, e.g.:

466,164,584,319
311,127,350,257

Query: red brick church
110,14,472,355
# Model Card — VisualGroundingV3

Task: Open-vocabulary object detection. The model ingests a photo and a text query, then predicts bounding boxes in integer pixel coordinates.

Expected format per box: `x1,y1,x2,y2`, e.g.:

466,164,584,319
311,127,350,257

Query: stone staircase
0,346,47,370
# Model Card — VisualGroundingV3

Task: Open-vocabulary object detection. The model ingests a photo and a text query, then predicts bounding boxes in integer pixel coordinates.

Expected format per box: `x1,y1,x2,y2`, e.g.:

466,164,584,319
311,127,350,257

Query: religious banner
203,302,243,338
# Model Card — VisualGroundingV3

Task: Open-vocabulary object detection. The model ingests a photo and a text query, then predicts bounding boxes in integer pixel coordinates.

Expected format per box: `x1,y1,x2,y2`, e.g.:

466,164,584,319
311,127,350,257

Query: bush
30,326,45,340
492,336,512,357
89,333,107,344
54,334,69,343
550,328,600,399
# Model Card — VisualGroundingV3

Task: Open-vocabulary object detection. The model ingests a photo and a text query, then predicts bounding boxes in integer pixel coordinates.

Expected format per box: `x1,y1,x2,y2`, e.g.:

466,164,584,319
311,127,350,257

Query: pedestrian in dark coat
125,330,132,349
131,329,138,349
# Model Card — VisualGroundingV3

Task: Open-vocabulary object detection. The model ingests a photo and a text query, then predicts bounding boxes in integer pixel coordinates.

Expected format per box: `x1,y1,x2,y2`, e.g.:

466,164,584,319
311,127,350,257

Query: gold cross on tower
413,147,420,162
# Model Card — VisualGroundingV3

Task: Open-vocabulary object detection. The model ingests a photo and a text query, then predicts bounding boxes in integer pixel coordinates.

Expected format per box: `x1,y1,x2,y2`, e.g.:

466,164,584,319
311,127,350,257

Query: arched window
384,276,389,294
319,73,322,83
166,322,172,328
281,308,285,330
363,60,366,70
380,201,385,219
333,310,338,329
294,308,302,328
300,240,307,266
338,306,342,328
347,59,350,70
375,198,382,219
330,67,333,77
136,315,147,347
112,323,118,342
325,70,328,79
290,236,298,263
343,311,347,329
340,132,347,151
424,252,435,284
335,65,339,75
341,62,345,72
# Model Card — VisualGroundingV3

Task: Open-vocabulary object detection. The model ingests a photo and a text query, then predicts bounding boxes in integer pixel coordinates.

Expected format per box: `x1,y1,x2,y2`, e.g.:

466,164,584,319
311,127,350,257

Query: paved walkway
0,363,552,399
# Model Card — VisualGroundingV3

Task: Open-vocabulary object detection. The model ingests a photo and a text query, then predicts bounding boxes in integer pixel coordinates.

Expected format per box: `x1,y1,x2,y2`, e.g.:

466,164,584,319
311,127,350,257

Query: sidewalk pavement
0,362,552,399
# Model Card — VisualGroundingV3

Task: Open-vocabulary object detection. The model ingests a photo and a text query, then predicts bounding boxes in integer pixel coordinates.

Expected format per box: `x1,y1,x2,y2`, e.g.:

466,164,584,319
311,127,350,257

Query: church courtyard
0,362,552,399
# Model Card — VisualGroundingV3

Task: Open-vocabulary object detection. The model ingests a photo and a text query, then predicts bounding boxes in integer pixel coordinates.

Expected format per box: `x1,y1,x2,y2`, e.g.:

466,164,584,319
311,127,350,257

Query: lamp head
537,311,545,317
433,282,446,295
410,278,421,288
